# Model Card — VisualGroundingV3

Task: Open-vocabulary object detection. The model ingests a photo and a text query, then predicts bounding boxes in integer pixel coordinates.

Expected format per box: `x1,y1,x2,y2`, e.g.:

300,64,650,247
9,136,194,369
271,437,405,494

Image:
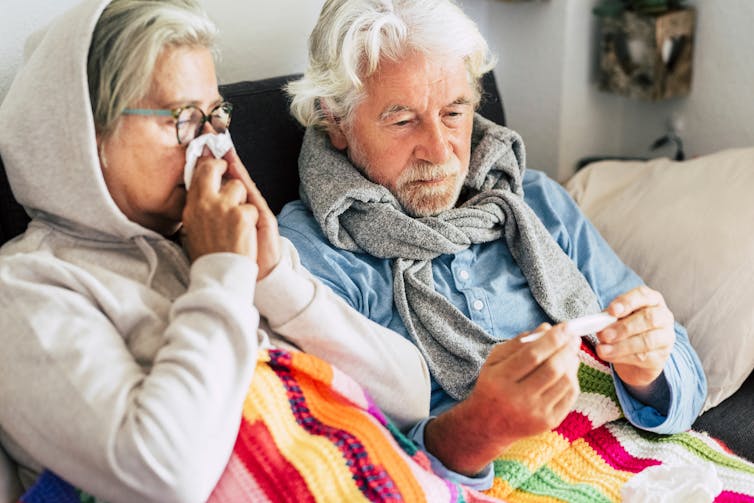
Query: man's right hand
181,153,259,262
423,323,581,476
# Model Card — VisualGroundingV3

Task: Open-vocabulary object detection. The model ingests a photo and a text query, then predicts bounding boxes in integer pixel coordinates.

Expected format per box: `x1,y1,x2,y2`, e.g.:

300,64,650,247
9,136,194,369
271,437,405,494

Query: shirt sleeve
406,418,495,491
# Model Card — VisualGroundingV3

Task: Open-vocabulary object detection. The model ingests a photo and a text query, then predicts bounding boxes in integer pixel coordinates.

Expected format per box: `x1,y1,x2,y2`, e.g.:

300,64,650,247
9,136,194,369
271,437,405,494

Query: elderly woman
0,0,431,501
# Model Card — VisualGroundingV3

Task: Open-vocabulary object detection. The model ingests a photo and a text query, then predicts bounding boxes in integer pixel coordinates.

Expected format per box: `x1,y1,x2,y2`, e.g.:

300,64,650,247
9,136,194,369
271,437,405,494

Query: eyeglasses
122,101,233,145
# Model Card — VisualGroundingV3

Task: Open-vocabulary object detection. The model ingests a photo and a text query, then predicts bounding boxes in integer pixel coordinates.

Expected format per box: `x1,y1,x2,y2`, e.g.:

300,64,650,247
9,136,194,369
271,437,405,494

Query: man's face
328,51,475,217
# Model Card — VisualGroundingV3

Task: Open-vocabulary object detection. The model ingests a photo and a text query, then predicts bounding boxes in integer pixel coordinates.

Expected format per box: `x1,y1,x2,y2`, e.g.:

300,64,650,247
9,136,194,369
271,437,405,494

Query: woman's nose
200,118,215,135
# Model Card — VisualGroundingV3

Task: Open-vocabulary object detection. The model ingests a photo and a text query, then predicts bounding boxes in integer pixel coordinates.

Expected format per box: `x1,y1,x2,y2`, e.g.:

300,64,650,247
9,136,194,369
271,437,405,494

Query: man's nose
415,120,451,165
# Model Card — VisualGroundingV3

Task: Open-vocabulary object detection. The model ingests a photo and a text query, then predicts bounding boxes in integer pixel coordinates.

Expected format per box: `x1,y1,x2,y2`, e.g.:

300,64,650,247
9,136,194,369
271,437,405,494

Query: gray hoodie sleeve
0,251,259,503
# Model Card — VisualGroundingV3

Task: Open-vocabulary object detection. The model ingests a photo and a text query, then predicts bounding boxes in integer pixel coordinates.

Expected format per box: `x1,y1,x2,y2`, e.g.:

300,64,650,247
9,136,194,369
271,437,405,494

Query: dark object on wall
597,8,696,101
649,131,685,160
593,0,688,17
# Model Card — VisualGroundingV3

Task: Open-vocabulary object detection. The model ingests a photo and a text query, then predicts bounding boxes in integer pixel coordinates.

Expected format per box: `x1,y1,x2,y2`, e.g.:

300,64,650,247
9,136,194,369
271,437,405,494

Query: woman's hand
222,148,281,279
181,152,259,262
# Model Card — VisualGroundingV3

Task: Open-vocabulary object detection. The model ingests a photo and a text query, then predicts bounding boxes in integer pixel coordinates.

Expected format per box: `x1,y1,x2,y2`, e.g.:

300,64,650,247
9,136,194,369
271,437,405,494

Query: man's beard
349,144,466,218
389,159,465,217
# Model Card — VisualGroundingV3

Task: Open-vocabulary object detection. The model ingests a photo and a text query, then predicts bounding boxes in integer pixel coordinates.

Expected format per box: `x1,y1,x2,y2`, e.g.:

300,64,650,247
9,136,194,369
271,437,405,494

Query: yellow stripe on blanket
548,439,632,502
498,431,571,471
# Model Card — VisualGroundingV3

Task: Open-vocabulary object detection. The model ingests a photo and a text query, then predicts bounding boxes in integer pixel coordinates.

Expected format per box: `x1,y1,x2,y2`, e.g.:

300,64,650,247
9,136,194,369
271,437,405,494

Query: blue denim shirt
278,169,707,490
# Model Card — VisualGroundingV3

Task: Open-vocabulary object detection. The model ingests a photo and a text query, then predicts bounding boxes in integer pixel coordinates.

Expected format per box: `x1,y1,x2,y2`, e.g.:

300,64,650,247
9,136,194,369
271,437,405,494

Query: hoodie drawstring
133,235,159,287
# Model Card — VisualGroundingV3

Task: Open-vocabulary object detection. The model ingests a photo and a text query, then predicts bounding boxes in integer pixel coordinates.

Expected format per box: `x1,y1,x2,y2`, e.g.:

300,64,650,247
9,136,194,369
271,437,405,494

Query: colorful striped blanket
19,349,497,503
18,344,754,502
484,342,754,502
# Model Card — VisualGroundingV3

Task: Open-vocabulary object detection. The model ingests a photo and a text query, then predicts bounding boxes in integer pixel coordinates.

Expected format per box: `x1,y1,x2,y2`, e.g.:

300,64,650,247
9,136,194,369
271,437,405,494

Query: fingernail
520,331,545,343
601,329,615,343
612,303,625,316
600,344,613,356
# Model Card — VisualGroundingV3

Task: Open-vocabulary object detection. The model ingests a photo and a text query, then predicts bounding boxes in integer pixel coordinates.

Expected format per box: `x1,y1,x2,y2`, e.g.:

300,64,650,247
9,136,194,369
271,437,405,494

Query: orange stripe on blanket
296,364,428,503
486,476,516,499
287,351,335,389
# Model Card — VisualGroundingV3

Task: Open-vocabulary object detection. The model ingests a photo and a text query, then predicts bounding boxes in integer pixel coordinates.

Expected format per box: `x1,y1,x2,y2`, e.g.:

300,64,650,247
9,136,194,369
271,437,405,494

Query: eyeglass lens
176,103,232,144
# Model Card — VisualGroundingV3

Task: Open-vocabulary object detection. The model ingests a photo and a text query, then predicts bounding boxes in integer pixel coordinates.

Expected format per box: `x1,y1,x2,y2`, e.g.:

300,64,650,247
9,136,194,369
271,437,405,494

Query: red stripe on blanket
555,410,595,443
208,452,269,502
580,340,600,361
715,491,754,502
583,425,661,473
234,418,316,503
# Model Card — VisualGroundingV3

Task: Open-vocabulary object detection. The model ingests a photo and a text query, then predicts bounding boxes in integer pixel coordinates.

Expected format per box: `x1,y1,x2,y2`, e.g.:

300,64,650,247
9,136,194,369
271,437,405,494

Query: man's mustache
396,158,462,186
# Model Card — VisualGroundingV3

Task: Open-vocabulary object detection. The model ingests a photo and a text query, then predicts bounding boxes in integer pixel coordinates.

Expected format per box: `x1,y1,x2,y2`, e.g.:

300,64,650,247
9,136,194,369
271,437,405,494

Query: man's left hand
596,285,675,390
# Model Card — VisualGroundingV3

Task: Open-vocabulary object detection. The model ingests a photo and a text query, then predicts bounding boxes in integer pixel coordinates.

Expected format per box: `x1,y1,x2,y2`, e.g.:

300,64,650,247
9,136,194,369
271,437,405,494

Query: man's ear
321,101,349,151
327,123,349,151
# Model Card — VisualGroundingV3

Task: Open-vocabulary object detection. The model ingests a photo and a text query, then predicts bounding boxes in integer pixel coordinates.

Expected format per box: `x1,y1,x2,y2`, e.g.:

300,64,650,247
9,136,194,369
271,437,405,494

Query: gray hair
87,0,218,139
286,0,496,130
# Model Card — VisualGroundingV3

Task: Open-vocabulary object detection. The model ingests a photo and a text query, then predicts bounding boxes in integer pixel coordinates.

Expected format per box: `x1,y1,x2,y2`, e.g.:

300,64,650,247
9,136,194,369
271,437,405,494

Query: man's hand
223,149,281,279
423,323,581,476
182,153,259,262
597,285,675,393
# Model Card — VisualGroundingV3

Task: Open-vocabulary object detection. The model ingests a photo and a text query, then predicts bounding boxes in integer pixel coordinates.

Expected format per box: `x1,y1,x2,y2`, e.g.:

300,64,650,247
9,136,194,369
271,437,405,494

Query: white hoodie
0,1,430,501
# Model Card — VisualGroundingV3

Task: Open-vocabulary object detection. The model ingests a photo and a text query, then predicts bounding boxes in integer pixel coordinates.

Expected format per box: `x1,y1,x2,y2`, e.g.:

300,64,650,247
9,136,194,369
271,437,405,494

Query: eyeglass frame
121,101,233,145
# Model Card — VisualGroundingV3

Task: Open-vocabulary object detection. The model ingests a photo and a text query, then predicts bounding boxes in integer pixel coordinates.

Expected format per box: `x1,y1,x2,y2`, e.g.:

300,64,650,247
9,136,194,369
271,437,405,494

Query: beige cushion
565,147,754,410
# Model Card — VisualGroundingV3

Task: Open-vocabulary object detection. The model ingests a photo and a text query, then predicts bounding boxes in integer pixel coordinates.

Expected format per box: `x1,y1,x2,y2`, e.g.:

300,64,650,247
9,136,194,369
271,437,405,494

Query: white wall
0,0,81,104
475,0,754,180
0,0,324,102
3,0,753,181
204,1,325,85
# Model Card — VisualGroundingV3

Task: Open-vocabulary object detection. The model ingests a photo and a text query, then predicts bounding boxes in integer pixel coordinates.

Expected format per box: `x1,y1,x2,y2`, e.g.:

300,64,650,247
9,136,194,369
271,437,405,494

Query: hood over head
0,0,159,241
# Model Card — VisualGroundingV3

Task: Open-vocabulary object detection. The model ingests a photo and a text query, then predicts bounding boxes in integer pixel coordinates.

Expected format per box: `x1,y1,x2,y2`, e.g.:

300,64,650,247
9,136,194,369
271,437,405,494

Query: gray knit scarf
299,114,601,400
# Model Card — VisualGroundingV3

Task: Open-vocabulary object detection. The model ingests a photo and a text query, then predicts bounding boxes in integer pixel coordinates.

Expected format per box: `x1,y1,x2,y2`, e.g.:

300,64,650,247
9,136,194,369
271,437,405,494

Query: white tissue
621,462,722,503
183,130,234,189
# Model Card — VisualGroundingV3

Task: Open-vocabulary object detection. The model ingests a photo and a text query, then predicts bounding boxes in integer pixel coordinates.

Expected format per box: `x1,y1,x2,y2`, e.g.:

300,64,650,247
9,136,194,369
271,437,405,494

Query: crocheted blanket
483,342,754,502
17,348,498,503
17,344,754,502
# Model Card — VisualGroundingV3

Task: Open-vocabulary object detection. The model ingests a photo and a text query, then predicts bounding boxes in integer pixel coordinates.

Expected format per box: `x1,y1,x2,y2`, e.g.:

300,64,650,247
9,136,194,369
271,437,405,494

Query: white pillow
565,147,754,410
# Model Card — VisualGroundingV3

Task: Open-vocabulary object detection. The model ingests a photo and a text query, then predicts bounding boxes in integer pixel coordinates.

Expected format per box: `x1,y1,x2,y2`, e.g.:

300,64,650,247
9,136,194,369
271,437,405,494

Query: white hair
87,0,218,139
286,0,496,130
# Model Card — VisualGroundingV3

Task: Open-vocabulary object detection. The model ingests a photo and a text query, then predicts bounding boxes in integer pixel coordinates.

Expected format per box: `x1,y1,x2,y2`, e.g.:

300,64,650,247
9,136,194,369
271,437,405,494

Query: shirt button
472,299,484,311
458,270,470,280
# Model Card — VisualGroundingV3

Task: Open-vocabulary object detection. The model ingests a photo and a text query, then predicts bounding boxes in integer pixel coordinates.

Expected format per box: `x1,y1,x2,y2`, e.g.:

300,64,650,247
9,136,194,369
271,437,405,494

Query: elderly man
279,0,706,490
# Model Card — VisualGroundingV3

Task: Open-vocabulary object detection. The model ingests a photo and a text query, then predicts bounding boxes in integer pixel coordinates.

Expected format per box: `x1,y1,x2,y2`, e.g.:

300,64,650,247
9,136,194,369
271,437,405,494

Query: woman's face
99,46,222,236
